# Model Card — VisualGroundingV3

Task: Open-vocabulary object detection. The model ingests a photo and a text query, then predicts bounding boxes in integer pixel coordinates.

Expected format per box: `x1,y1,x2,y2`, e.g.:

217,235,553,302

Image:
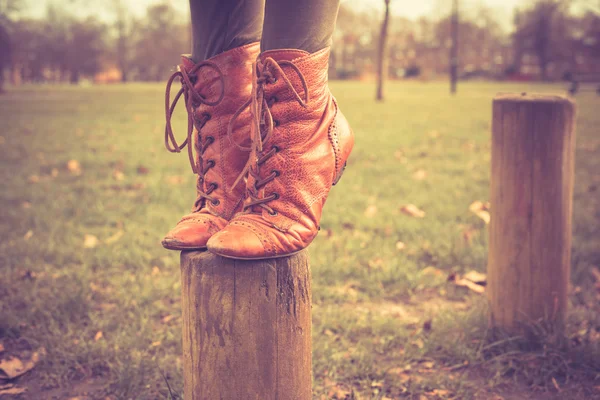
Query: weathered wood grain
180,250,312,400
487,93,576,335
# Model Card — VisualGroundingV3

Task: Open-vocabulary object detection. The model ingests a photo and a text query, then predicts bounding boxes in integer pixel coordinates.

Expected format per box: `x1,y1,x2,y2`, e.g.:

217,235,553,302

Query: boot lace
164,60,225,211
228,57,309,215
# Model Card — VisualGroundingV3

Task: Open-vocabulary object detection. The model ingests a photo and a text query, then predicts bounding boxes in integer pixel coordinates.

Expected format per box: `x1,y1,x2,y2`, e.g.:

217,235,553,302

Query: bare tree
514,0,571,80
66,17,107,83
376,0,391,101
0,0,22,92
113,0,132,82
450,0,458,93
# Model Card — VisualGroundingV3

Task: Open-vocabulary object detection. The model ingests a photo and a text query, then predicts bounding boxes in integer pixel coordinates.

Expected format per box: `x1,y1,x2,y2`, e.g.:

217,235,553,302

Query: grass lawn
0,81,599,399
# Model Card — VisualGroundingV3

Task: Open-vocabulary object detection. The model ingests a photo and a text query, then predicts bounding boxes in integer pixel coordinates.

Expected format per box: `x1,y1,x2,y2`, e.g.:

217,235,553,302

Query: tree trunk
450,0,459,94
0,67,5,93
376,0,390,101
70,70,80,84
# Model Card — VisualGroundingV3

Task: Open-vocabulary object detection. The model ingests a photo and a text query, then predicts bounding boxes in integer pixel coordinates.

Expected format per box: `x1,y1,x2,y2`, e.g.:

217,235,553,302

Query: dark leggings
189,0,340,61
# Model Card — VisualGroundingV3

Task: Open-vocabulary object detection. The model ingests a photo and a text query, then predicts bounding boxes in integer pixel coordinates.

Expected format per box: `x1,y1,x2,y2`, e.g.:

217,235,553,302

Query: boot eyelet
273,145,280,152
271,192,280,200
206,136,215,144
202,112,212,121
207,159,216,168
270,77,278,84
268,209,278,216
273,120,280,127
212,199,220,206
272,170,280,177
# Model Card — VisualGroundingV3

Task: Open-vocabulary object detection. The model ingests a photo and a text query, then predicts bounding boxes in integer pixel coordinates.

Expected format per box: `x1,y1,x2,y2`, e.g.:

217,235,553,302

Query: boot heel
333,161,347,186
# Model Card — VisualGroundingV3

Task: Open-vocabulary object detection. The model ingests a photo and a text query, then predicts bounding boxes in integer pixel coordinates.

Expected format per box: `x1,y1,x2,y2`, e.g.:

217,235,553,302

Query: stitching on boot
327,99,341,180
230,219,277,256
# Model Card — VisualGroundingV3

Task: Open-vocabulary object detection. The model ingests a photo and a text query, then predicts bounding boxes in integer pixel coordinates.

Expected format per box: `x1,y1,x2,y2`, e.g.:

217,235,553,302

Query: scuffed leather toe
162,214,226,250
206,224,270,260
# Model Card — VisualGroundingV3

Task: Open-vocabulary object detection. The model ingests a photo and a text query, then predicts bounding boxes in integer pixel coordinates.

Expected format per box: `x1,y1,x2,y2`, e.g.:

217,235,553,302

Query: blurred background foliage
0,0,598,89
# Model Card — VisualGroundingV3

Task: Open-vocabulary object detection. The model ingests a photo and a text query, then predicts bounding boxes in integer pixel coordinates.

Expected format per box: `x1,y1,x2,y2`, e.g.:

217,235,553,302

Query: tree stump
487,93,576,335
180,250,312,400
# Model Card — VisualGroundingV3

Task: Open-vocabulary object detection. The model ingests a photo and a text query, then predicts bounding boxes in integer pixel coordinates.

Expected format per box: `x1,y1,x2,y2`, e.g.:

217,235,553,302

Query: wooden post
487,93,576,334
180,250,312,400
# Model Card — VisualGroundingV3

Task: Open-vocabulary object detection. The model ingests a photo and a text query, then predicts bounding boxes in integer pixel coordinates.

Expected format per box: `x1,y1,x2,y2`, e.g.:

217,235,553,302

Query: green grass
1,81,599,399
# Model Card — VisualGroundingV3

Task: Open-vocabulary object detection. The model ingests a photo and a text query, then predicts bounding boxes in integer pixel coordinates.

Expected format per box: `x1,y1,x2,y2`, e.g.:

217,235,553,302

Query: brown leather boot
162,43,259,250
206,47,354,259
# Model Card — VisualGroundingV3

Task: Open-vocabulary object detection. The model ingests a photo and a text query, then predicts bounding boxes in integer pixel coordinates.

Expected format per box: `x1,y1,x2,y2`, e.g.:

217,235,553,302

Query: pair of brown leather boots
162,42,353,260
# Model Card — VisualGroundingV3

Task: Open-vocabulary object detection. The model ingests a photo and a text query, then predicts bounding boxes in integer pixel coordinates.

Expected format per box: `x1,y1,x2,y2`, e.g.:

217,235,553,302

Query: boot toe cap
207,224,271,260
162,214,225,250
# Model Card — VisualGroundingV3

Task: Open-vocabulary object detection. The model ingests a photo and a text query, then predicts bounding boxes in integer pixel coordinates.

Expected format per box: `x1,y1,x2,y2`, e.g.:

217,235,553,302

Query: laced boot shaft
164,63,221,209
208,47,355,259
162,42,260,251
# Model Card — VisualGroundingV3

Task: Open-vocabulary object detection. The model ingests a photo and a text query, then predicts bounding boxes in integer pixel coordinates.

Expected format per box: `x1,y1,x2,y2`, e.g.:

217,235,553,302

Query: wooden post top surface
181,248,310,270
493,92,575,106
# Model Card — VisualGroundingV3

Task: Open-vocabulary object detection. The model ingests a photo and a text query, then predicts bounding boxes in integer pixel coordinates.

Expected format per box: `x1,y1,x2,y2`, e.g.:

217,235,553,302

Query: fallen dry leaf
23,230,33,241
463,270,487,285
67,159,82,175
161,315,176,324
50,168,59,177
412,169,427,180
151,341,162,347
474,210,490,224
83,234,99,249
454,278,485,294
469,201,491,224
364,205,378,217
151,266,160,276
0,386,26,395
552,377,561,392
104,230,124,245
28,175,40,183
0,352,41,380
94,331,103,341
395,241,406,251
112,170,125,181
328,386,351,400
371,380,383,388
400,204,425,218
